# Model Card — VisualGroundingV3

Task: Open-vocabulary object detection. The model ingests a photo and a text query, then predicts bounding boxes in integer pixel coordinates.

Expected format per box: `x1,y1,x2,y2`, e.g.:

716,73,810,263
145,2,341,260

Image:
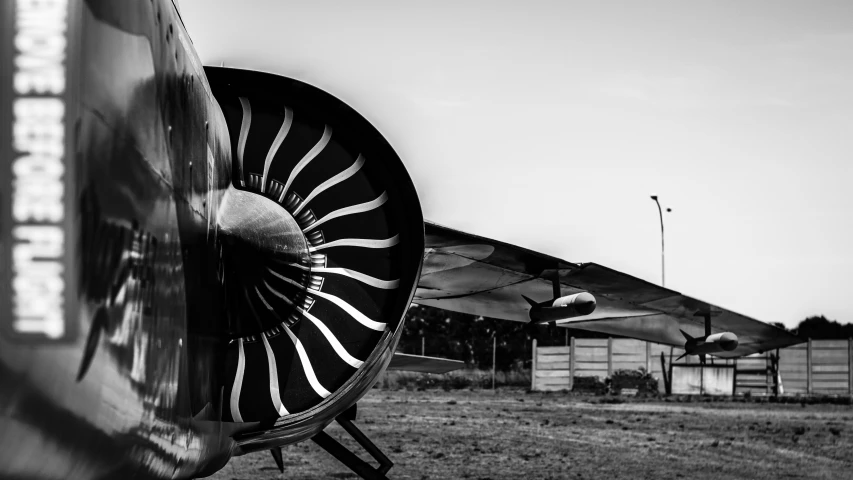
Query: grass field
209,389,853,480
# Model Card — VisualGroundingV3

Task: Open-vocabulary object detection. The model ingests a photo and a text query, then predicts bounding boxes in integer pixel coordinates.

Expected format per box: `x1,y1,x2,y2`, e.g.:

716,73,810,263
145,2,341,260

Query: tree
793,315,853,339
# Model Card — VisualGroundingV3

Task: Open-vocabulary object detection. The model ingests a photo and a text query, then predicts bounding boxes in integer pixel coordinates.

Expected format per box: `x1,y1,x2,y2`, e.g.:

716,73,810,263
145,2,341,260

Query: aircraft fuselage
0,1,368,477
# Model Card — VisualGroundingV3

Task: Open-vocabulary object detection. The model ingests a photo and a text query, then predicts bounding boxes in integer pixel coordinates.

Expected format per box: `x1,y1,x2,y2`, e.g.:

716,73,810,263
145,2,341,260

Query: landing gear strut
311,404,393,480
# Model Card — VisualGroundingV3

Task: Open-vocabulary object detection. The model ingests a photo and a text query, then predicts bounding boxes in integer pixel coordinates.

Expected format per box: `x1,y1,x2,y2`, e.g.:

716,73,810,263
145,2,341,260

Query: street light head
650,195,658,201
666,208,672,212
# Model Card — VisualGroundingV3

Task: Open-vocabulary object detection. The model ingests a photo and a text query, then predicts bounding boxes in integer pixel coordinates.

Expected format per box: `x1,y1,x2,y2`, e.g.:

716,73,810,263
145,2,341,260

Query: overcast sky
181,0,852,328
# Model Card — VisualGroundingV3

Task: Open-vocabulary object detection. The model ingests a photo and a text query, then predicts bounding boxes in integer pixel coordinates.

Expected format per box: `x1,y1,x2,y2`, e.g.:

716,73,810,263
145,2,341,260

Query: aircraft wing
387,353,466,374
415,222,803,358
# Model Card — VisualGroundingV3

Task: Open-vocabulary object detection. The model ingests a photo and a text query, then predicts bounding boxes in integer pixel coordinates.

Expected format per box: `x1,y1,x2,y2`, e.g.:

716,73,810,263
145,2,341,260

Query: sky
181,0,853,328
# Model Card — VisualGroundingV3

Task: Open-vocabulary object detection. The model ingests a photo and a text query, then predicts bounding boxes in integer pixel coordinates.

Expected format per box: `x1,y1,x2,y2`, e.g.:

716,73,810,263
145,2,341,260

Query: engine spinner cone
219,187,312,336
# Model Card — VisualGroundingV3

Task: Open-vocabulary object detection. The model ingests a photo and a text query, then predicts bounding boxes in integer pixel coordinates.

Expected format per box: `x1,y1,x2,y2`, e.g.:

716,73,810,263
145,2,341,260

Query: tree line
398,306,850,371
781,315,853,340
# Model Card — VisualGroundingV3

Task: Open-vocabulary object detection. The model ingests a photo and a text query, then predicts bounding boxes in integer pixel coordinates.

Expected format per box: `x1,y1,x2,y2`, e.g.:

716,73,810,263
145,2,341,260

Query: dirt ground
209,389,853,480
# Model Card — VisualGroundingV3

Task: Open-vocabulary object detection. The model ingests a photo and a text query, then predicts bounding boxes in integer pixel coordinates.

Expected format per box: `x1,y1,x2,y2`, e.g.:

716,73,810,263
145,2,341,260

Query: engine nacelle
551,292,597,313
526,292,596,324
684,331,739,355
206,67,424,449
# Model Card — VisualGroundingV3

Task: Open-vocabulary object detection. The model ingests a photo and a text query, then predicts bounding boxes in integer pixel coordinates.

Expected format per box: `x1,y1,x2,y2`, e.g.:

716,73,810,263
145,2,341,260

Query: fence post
607,337,613,377
530,339,537,391
765,352,771,396
645,341,651,373
773,349,780,397
807,338,813,395
569,336,576,391
421,336,425,356
848,338,852,396
668,348,674,394
732,357,738,396
492,336,496,390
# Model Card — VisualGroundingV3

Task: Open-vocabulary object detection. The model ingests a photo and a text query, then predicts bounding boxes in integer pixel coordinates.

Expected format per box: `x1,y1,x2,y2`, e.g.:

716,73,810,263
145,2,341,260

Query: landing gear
311,404,393,480
269,447,284,473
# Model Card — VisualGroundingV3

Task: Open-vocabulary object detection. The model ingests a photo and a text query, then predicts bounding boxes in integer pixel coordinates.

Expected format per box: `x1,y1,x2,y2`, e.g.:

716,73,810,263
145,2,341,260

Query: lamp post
650,196,671,287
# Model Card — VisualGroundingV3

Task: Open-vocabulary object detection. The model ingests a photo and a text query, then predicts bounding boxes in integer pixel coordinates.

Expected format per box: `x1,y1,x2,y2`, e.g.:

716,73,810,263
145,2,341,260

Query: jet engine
550,292,596,312
678,330,739,361
523,292,597,323
205,68,424,438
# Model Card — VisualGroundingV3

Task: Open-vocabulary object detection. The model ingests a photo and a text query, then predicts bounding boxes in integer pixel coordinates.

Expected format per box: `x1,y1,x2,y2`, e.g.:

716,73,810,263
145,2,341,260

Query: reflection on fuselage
0,1,425,478
1,0,235,477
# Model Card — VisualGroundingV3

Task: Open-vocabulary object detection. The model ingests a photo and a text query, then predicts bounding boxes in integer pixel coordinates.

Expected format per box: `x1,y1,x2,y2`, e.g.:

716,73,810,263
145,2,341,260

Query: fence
531,338,853,396
671,365,735,395
779,339,853,395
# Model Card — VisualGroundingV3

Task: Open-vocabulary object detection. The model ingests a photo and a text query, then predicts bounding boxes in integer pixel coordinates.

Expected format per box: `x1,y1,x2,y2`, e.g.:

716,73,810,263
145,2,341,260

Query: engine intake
207,67,424,425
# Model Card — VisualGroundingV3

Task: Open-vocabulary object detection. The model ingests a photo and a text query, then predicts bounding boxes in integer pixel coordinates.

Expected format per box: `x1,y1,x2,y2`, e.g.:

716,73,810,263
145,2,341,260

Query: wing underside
415,222,802,357
388,353,466,374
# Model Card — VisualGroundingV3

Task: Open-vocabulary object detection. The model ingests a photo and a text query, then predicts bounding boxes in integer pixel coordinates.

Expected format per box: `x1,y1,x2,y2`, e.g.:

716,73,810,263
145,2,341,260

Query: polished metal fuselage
0,1,402,478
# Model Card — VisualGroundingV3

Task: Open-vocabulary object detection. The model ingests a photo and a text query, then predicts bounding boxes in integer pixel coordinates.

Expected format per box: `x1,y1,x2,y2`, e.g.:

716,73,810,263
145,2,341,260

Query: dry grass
376,369,531,390
209,389,853,480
